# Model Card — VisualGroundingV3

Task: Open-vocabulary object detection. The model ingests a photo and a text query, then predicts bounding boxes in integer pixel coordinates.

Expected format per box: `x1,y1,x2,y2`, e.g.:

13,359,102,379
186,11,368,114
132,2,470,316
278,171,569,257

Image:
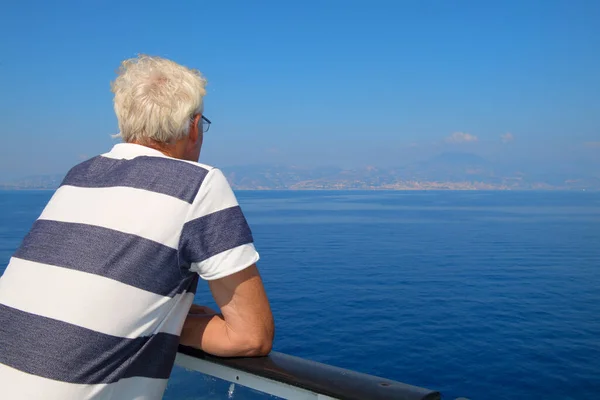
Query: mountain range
221,152,599,191
1,153,598,191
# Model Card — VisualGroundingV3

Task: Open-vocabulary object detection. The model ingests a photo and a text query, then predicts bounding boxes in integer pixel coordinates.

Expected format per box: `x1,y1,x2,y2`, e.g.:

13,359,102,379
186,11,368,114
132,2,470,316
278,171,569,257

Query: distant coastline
2,153,599,192
1,186,596,192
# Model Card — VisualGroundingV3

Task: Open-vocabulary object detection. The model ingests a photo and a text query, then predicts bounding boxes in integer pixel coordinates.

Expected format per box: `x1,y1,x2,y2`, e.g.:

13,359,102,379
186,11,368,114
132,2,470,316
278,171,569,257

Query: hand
188,304,218,316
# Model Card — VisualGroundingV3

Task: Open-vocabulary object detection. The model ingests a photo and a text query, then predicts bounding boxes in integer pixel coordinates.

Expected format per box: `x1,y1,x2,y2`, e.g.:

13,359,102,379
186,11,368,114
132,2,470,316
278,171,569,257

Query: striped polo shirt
0,143,259,399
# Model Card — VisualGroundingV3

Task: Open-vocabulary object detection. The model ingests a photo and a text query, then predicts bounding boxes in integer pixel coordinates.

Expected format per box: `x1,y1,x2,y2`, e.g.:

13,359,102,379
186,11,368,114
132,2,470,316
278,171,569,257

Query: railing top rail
178,345,441,400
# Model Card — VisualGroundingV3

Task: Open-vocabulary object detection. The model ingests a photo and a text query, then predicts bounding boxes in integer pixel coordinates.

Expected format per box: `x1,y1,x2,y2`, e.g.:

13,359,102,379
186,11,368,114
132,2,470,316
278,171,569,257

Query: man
0,55,275,399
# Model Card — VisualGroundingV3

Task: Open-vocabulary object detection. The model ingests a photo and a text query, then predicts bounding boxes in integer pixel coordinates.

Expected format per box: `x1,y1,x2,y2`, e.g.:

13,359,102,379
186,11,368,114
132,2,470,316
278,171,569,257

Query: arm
180,264,274,357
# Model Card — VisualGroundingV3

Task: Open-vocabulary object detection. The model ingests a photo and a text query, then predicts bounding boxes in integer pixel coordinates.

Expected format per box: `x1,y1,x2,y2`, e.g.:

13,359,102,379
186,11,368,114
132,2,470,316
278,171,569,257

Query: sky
0,0,599,179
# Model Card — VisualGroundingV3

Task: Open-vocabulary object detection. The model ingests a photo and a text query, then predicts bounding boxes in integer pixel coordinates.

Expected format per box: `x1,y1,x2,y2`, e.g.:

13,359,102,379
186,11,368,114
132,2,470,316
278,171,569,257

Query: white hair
111,55,207,144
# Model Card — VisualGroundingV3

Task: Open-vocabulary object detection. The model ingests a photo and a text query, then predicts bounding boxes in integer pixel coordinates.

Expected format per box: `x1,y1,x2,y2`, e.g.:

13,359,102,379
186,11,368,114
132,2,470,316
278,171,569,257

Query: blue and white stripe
0,143,259,399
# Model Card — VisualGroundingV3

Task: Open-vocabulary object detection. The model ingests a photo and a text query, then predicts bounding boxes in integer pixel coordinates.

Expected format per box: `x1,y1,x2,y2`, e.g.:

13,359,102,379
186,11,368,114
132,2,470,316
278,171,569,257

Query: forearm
180,313,268,357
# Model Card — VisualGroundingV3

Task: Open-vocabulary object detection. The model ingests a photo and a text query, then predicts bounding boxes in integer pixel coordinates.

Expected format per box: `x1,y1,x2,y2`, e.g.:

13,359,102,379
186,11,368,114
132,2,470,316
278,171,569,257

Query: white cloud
446,132,478,143
501,133,514,143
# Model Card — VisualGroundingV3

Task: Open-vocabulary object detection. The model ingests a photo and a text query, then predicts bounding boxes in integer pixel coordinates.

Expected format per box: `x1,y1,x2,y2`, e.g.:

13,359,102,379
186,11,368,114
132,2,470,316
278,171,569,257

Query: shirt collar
103,143,170,160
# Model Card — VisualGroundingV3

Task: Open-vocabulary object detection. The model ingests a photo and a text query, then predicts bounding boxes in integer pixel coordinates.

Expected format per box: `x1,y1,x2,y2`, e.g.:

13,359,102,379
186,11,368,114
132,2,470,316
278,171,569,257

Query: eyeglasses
201,115,211,132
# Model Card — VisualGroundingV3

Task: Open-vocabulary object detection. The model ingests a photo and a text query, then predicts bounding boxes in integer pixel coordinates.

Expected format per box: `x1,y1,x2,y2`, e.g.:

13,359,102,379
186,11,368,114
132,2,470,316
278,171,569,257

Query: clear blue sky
0,0,598,179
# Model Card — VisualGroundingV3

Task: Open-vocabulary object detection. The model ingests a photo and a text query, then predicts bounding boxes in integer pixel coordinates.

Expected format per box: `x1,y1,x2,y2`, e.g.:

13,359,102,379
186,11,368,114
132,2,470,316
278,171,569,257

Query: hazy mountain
221,152,598,190
0,174,64,190
1,153,598,191
401,152,500,180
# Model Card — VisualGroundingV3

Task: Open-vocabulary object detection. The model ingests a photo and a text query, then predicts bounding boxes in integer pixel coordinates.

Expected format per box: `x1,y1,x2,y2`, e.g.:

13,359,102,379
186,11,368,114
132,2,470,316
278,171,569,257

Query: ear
189,114,202,144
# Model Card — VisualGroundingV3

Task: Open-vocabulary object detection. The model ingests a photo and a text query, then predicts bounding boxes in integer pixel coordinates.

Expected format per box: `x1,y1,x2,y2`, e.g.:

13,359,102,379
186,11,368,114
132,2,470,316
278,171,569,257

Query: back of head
111,55,207,144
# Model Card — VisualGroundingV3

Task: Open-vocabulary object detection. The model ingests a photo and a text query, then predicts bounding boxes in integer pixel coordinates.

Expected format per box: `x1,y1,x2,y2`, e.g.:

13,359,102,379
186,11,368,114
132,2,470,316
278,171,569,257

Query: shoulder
171,158,218,174
162,160,234,202
167,159,227,186
62,155,226,205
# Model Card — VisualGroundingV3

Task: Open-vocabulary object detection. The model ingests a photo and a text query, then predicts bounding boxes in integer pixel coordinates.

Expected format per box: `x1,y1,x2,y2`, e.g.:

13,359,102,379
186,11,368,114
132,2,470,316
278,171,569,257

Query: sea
1,190,599,400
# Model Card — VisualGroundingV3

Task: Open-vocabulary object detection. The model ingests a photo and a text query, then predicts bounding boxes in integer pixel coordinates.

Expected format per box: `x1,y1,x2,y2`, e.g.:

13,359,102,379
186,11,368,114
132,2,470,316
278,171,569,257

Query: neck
130,139,184,159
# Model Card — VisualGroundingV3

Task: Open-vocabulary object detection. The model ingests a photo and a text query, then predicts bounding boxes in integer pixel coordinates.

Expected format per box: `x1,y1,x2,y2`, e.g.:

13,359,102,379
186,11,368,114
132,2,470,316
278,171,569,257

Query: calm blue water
1,190,599,399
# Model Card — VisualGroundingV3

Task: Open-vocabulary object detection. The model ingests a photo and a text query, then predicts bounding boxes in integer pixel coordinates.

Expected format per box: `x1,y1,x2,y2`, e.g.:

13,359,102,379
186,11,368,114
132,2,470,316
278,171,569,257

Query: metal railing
175,345,441,400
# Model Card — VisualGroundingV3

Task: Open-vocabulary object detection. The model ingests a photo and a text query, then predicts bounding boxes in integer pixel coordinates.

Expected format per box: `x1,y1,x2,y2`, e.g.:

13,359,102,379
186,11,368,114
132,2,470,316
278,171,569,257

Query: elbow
226,317,275,357
235,325,274,357
249,337,273,356
246,319,275,357
241,334,273,357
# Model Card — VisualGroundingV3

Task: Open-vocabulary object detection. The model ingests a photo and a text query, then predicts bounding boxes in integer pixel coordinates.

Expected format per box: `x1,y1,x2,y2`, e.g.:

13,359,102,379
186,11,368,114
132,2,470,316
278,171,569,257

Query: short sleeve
179,168,259,280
